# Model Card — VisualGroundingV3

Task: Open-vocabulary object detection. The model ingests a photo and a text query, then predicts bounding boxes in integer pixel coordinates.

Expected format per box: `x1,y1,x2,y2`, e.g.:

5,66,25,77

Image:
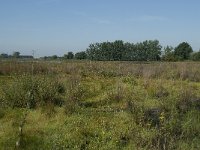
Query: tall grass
0,60,200,149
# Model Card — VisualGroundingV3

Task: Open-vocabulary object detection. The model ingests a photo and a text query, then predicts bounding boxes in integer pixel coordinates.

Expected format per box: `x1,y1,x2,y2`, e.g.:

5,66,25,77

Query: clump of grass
107,82,126,103
99,70,118,78
36,76,65,107
144,108,162,127
122,75,138,86
15,110,28,149
176,85,200,113
146,82,169,99
1,75,36,108
64,75,83,114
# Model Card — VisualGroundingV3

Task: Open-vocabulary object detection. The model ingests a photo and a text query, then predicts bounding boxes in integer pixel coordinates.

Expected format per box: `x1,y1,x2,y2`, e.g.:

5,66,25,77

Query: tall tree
0,53,9,58
112,40,124,60
12,51,20,58
52,55,58,60
174,42,193,60
190,50,200,61
86,40,161,61
75,51,87,60
162,46,176,61
146,40,162,61
64,52,74,59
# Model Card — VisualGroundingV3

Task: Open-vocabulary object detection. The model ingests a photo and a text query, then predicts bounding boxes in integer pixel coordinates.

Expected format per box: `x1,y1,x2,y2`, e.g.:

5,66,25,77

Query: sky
0,0,200,57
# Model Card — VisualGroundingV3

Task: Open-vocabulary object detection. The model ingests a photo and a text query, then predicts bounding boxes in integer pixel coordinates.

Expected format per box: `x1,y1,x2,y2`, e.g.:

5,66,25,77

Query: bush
190,51,200,61
64,76,83,114
1,75,65,109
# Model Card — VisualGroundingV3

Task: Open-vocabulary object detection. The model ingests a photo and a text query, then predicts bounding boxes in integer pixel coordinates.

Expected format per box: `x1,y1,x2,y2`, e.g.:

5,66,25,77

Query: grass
0,60,200,149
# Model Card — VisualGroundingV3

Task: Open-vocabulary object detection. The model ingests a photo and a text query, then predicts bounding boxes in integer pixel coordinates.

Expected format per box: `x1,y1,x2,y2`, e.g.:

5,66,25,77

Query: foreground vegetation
0,60,200,149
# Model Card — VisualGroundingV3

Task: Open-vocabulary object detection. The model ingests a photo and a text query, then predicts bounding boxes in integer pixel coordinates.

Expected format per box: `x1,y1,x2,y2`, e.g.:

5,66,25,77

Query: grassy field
0,60,200,149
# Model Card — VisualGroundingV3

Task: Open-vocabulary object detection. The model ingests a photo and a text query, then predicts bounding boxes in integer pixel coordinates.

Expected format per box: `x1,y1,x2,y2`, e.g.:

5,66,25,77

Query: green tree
146,40,162,61
86,40,125,61
86,43,99,60
122,43,136,61
52,55,58,60
162,46,176,61
135,40,162,61
0,53,9,58
68,52,74,59
112,40,125,60
12,51,20,58
75,51,87,60
64,52,74,59
86,40,161,61
174,42,193,60
190,50,200,61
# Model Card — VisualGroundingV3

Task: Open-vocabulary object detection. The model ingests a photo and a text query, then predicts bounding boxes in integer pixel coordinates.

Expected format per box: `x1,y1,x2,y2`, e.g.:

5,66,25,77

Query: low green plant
0,108,5,119
1,75,65,109
1,61,200,149
64,76,83,114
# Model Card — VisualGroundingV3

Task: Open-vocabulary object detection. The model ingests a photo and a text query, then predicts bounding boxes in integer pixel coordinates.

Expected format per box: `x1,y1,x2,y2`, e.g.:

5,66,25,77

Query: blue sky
0,0,200,57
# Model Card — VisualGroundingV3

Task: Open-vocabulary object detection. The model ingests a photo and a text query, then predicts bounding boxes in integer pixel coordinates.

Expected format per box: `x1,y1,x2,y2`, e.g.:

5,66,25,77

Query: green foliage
86,40,162,61
174,42,193,60
12,51,20,58
139,40,162,61
0,53,9,58
64,75,85,114
75,51,87,60
162,46,177,61
64,51,74,59
1,61,200,149
190,51,200,61
0,75,65,109
122,75,138,86
0,109,5,119
51,55,58,60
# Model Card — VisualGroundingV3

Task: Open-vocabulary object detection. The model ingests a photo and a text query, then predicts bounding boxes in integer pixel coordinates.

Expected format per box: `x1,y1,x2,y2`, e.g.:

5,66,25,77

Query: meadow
0,60,200,150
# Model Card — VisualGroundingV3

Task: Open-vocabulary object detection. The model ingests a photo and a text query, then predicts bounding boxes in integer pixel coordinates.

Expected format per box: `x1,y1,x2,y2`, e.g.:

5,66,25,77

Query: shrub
64,76,83,114
122,75,137,86
36,76,65,107
1,75,65,109
176,86,199,113
107,83,125,103
144,108,162,127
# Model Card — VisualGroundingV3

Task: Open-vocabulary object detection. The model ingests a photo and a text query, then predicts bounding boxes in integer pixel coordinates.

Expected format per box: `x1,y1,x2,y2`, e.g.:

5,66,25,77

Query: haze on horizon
0,0,200,57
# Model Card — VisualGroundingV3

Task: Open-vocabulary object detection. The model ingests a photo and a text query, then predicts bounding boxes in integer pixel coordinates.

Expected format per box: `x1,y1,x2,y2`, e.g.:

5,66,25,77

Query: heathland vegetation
0,60,200,149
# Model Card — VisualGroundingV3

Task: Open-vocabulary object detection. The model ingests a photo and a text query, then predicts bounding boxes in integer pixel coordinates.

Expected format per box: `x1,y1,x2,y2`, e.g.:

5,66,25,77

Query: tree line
65,40,200,61
1,40,200,61
86,40,161,61
0,52,33,59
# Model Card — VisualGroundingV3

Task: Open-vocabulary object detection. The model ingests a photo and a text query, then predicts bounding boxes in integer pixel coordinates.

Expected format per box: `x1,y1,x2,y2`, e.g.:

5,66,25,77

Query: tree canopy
190,50,200,61
64,52,74,59
174,42,193,60
75,51,87,60
86,40,162,61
